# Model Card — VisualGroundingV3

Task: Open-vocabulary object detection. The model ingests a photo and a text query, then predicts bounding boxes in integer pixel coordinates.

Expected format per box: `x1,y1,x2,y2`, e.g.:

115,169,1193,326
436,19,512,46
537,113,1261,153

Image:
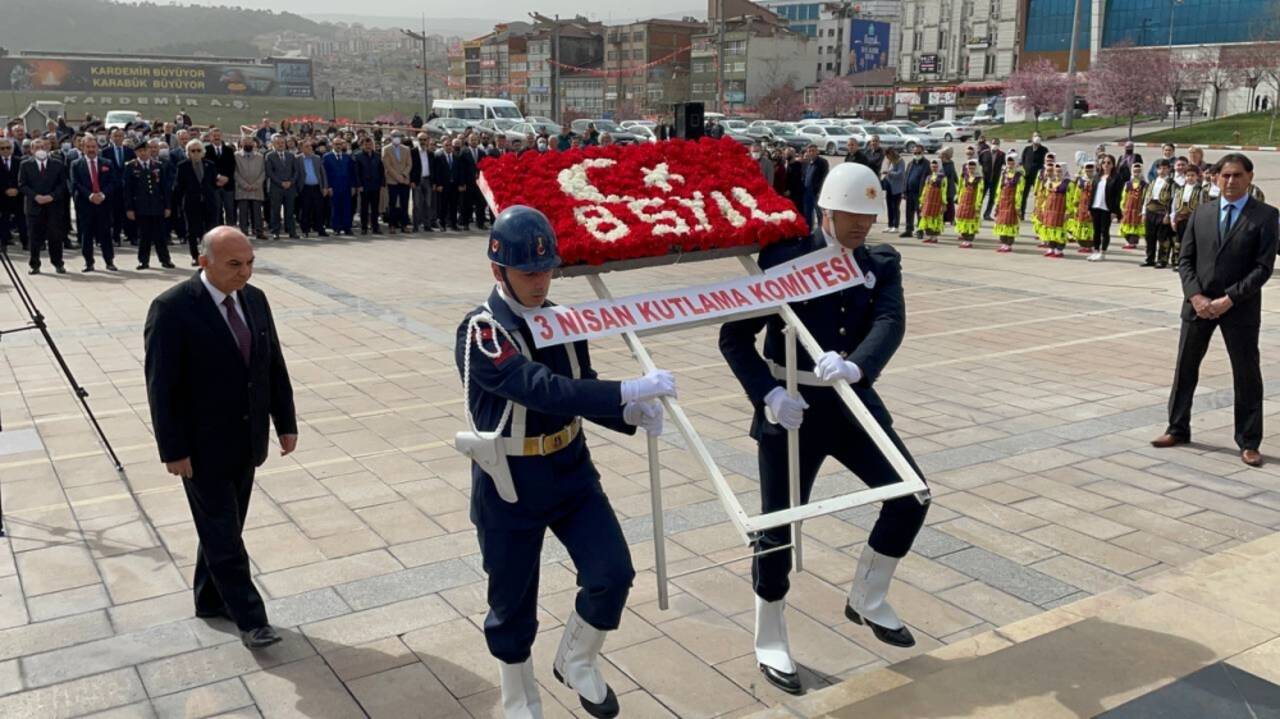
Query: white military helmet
817,162,882,215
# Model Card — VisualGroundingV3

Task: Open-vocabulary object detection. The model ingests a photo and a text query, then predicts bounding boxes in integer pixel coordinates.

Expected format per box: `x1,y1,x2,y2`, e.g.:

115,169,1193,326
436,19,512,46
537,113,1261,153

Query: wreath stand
557,246,931,610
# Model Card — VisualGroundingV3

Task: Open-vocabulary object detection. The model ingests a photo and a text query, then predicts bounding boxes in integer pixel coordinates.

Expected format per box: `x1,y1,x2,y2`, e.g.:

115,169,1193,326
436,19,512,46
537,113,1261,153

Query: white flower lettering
627,198,691,236
573,204,629,242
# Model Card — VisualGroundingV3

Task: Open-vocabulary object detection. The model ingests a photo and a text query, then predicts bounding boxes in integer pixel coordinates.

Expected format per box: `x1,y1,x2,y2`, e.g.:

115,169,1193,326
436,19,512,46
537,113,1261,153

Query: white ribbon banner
527,246,868,347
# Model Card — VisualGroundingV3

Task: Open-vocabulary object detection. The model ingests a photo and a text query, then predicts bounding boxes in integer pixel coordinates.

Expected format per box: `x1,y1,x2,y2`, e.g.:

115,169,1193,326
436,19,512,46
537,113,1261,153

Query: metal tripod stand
0,244,124,536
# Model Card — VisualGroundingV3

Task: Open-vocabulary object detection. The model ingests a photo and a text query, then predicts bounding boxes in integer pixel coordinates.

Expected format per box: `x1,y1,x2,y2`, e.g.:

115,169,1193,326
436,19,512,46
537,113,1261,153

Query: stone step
754,532,1280,718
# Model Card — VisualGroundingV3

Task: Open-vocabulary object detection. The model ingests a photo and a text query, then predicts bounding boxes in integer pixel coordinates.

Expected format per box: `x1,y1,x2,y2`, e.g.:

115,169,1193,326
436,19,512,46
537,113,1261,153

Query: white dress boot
498,659,544,719
845,546,916,647
755,596,802,694
552,611,619,718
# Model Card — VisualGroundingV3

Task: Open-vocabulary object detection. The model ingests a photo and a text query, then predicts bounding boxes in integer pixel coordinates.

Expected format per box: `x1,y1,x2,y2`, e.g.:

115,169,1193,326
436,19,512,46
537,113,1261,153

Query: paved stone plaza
0,136,1278,718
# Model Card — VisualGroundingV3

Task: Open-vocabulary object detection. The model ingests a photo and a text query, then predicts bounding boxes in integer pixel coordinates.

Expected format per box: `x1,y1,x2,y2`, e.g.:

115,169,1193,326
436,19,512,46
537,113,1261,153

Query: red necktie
222,296,252,366
89,161,100,194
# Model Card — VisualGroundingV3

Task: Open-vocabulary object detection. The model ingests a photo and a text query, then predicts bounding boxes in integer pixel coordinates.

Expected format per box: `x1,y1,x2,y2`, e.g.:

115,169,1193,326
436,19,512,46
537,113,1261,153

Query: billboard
0,55,313,97
848,20,891,73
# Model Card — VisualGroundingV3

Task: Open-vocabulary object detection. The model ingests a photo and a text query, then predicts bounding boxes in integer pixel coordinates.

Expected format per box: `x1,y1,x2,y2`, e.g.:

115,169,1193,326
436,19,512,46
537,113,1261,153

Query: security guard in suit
454,205,676,719
719,163,930,695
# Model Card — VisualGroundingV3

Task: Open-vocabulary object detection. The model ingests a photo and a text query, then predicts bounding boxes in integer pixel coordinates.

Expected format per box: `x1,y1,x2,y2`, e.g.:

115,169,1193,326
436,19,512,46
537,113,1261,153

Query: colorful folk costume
954,173,984,248
993,166,1024,253
1119,172,1147,250
1169,175,1205,269
1143,173,1175,268
1067,172,1096,252
1039,174,1071,258
918,171,947,242
1031,154,1056,247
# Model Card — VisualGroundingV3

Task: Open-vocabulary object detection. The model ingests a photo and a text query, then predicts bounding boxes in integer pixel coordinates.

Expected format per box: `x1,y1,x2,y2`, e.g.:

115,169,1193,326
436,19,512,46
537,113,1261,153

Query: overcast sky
183,0,705,26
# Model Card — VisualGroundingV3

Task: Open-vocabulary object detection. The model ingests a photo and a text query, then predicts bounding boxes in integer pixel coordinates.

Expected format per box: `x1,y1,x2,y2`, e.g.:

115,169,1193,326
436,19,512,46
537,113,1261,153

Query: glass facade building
758,1,821,36
1025,0,1280,52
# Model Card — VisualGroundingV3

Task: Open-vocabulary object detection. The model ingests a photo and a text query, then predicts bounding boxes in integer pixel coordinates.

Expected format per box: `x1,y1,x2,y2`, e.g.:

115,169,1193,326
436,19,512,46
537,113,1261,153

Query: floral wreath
478,138,808,266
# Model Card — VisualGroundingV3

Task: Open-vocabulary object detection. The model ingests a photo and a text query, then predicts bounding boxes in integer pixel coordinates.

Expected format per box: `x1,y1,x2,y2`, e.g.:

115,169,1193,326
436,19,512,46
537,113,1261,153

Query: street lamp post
1062,0,1084,130
402,23,431,121
1167,0,1184,128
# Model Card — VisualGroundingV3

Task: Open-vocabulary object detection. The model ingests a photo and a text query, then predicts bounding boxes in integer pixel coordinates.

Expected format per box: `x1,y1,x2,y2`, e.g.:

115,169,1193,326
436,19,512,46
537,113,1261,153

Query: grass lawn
3,91,425,130
1138,112,1280,146
979,115,1156,142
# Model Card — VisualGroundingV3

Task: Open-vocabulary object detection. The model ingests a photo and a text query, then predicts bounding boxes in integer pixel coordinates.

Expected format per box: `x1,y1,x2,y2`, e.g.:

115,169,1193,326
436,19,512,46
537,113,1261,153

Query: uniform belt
504,419,581,456
767,359,834,387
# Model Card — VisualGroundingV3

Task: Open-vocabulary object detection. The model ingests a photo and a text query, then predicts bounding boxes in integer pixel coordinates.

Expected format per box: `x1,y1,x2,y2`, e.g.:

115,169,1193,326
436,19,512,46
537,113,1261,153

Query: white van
471,98,523,121
431,100,484,123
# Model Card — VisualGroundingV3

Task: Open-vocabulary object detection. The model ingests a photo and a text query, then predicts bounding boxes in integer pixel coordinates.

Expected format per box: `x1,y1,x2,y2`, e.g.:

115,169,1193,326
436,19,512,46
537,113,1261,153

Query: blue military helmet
487,205,560,272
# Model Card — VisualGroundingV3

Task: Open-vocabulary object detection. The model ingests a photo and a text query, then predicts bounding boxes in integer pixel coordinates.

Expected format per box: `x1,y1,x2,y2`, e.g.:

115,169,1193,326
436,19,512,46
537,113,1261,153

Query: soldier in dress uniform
124,141,175,270
454,206,677,719
719,163,931,695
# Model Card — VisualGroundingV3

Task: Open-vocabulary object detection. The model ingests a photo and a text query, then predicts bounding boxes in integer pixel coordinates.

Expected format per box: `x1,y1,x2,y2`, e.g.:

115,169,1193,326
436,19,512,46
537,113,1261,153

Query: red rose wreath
477,137,808,266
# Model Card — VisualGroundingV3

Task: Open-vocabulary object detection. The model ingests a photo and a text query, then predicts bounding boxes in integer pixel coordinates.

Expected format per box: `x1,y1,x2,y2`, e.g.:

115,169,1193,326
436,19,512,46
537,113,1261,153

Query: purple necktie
222,295,252,366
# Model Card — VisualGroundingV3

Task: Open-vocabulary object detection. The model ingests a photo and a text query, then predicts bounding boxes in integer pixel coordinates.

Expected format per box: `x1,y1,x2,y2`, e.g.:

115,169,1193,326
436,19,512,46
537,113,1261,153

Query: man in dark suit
800,145,828,230
410,133,437,233
71,135,118,272
124,141,175,270
461,135,487,230
1116,141,1144,184
902,145,930,238
353,137,384,235
784,148,804,203
104,128,136,246
980,138,1005,220
265,135,301,240
175,140,219,266
18,139,69,274
1019,135,1049,220
1153,153,1279,467
437,140,464,231
144,226,297,649
0,137,26,250
205,128,238,227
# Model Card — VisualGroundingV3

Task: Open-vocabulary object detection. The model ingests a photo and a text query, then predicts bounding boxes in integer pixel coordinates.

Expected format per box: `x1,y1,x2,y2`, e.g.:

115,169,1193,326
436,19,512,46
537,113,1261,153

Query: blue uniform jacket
323,151,354,192
456,287,636,528
719,229,906,438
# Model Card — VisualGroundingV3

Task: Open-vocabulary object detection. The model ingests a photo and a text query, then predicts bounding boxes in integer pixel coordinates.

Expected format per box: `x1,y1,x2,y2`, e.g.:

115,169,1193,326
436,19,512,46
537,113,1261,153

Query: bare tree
1200,48,1239,119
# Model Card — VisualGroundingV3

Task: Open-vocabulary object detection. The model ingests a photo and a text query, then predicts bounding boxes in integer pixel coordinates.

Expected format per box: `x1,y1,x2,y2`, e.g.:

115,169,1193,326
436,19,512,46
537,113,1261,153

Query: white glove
621,369,677,403
623,399,664,436
814,351,863,384
764,386,808,431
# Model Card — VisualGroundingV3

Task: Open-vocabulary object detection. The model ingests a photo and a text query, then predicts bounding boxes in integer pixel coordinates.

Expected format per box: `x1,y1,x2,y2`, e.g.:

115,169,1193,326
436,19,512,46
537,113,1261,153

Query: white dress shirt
418,148,431,180
201,270,247,335
1092,175,1109,211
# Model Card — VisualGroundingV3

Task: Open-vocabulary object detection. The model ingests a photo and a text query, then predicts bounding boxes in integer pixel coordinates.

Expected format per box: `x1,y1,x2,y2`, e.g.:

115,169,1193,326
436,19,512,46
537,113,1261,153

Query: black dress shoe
55,265,67,274
317,231,329,237
845,604,916,647
240,625,282,649
190,260,199,267
161,262,176,269
553,668,619,719
1141,260,1155,267
28,267,39,275
288,234,300,239
136,263,150,270
106,264,118,271
82,265,94,273
758,662,803,694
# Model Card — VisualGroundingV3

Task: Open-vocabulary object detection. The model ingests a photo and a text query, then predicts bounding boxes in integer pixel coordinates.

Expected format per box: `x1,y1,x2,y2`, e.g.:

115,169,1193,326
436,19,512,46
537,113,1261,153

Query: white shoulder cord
462,312,519,436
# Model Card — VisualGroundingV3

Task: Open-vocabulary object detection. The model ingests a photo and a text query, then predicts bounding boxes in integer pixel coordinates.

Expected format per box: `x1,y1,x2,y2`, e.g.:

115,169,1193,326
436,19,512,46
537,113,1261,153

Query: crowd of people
0,113,588,275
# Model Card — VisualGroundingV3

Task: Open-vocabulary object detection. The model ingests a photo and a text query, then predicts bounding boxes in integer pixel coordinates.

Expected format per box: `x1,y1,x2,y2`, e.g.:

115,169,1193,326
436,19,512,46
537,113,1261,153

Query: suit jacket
144,273,297,474
205,142,237,184
1099,173,1124,215
72,155,117,204
436,150,466,188
296,154,328,192
175,158,218,217
1117,152,1144,183
323,151,355,192
802,156,829,196
455,149,479,185
234,151,266,202
1178,197,1279,327
353,150,384,190
103,143,135,172
382,143,412,185
1,154,26,209
265,150,301,191
785,160,804,200
18,157,69,214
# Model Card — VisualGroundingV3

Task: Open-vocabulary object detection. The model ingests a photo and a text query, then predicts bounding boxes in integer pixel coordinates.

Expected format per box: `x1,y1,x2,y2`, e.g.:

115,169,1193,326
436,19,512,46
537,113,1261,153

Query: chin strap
498,266,530,309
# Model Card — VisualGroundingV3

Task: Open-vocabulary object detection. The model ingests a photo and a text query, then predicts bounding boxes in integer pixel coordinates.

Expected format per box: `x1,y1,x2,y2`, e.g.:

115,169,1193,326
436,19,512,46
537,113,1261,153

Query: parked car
569,119,641,144
923,120,976,142
882,119,923,131
628,125,659,143
901,126,943,152
861,125,907,151
511,120,563,138
105,110,142,130
723,119,750,133
477,119,529,143
742,126,776,142
769,126,818,152
426,117,476,135
749,119,782,128
797,124,853,155
869,124,939,152
620,120,656,129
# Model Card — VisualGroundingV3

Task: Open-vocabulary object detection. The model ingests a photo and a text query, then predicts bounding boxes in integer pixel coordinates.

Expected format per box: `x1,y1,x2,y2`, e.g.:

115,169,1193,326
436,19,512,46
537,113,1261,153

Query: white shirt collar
820,225,837,247
496,283,539,316
200,270,238,310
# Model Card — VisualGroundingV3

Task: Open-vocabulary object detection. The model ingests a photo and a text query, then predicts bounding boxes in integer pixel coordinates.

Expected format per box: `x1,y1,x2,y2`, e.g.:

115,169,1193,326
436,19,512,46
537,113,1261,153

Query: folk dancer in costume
918,159,947,244
1032,152,1057,247
954,159,984,248
1039,164,1071,259
993,155,1025,253
1170,163,1205,270
1067,160,1097,254
1143,159,1175,268
720,163,931,695
1119,164,1147,251
455,206,677,719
